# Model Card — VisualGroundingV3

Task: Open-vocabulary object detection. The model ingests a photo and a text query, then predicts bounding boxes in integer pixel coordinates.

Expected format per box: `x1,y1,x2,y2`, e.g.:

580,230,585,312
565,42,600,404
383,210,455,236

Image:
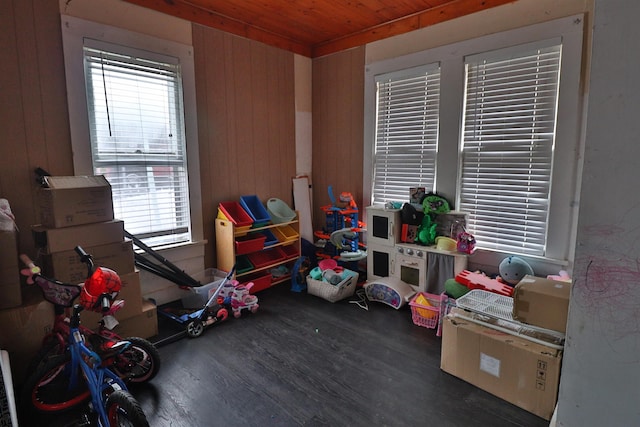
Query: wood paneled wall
0,3,297,267
311,47,365,233
193,25,297,265
0,0,73,257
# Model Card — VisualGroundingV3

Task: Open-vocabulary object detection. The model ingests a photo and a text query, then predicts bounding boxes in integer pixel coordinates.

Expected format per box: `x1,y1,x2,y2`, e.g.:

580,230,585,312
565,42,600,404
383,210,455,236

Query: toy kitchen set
365,204,469,295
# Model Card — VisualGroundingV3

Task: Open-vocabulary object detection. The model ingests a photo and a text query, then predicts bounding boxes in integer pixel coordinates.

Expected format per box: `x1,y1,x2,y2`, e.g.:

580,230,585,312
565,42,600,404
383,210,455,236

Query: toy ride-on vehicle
219,280,259,318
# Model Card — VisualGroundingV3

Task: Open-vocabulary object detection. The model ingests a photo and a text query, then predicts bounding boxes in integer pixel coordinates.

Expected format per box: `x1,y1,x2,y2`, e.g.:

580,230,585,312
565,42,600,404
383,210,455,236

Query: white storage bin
181,268,228,308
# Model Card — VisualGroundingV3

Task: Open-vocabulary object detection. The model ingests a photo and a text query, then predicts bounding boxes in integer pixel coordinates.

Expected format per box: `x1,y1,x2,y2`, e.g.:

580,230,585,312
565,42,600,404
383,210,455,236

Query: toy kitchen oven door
393,244,427,292
365,206,401,247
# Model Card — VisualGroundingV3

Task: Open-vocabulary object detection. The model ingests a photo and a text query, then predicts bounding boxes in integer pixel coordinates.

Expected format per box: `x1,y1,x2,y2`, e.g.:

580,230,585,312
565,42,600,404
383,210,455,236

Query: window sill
133,239,208,262
468,249,570,278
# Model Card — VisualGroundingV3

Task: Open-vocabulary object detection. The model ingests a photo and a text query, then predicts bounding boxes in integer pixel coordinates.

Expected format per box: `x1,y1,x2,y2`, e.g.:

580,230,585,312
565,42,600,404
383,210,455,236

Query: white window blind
83,41,190,246
459,40,562,256
373,64,440,205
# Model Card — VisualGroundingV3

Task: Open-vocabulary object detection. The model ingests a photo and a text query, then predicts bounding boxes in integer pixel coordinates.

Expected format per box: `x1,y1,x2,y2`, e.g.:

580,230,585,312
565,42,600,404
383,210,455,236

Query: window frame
61,15,204,250
364,15,585,270
373,62,442,205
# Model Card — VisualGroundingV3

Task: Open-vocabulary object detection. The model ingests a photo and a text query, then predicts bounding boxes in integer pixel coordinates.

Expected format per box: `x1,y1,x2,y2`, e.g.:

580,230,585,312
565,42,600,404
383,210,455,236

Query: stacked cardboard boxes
0,287,55,384
512,275,572,334
440,308,562,420
33,175,157,339
0,227,21,310
440,275,572,421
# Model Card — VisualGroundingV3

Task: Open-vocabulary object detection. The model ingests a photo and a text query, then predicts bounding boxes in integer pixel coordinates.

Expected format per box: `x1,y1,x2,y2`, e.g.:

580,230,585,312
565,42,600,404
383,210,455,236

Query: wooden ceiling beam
121,0,313,56
312,0,517,57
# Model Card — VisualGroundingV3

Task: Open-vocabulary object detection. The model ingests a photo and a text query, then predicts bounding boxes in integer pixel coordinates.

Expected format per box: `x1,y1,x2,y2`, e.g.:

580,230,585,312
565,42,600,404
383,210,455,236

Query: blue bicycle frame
67,304,131,426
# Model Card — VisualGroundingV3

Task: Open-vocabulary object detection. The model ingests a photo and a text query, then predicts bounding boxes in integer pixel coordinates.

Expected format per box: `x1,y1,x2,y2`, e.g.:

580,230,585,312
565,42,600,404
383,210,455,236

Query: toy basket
409,292,443,329
306,269,358,303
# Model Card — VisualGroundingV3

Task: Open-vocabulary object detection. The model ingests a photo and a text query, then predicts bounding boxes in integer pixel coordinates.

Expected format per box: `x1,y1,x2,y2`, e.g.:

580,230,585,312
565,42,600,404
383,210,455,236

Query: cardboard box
0,287,55,385
44,239,135,284
112,299,158,339
441,310,562,420
38,175,114,228
512,275,571,333
32,220,125,254
0,230,21,309
79,270,144,327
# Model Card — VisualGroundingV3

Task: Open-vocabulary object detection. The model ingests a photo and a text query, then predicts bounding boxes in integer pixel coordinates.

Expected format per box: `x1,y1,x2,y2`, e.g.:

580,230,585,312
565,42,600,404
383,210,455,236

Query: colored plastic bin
281,244,299,259
272,224,299,243
240,195,271,228
218,201,253,235
261,229,279,247
247,247,287,269
235,233,267,255
236,255,254,274
239,270,272,294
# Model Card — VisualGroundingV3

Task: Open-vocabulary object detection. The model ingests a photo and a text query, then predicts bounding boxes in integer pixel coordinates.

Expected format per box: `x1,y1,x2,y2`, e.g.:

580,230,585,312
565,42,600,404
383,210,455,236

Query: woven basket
306,269,358,303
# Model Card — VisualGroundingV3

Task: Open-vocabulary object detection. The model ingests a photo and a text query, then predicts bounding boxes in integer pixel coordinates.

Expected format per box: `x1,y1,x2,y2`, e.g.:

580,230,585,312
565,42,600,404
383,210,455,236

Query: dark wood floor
31,283,549,426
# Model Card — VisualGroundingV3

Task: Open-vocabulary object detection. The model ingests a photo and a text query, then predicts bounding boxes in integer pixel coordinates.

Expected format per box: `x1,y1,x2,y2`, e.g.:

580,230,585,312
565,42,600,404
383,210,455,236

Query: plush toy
499,256,534,285
547,270,572,282
422,193,451,215
416,214,437,245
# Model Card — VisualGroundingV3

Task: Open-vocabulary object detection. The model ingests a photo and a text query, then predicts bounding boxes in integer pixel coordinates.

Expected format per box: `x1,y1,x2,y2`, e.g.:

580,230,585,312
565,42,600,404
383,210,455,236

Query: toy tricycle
219,281,259,318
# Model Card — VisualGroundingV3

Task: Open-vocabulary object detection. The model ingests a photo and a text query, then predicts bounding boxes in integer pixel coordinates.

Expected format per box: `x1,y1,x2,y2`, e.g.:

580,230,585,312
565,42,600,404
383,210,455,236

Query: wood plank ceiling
122,0,516,57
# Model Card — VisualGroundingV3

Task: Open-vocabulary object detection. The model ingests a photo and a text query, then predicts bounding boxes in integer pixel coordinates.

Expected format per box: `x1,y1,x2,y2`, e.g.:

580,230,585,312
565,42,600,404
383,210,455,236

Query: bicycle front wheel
106,389,150,426
20,353,90,414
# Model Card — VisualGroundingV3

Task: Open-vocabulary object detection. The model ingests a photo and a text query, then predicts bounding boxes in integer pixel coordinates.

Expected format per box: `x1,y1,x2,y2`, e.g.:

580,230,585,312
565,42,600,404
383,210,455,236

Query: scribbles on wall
572,222,640,364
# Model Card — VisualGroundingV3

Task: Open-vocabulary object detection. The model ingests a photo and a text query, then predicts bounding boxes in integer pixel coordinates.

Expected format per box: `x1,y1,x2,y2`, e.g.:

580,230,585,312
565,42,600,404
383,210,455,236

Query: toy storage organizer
216,207,301,294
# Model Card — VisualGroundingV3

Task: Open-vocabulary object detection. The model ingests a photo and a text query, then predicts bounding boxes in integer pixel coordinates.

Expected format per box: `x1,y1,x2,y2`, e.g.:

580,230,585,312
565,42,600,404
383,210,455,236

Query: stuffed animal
499,256,534,285
547,270,572,282
422,193,451,214
416,214,437,245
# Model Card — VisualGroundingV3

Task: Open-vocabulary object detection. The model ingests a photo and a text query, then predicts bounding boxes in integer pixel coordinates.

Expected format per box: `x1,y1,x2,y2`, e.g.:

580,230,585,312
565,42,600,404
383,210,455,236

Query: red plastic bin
247,247,286,269
235,233,267,255
281,244,299,259
239,270,272,294
218,201,253,235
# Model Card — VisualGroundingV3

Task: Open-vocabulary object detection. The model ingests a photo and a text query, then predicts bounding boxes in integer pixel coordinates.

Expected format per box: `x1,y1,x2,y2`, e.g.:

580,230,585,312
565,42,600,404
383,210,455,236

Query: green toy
422,193,451,214
444,278,470,299
416,214,437,245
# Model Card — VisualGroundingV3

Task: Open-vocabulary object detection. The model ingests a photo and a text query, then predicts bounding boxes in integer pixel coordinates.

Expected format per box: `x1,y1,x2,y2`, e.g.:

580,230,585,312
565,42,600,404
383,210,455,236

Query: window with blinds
373,64,441,205
83,42,190,247
459,40,562,256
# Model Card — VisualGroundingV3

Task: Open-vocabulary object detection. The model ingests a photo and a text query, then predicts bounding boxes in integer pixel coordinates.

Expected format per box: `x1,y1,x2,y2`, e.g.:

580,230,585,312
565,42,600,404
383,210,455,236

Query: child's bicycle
19,247,157,424
21,303,149,426
20,247,160,385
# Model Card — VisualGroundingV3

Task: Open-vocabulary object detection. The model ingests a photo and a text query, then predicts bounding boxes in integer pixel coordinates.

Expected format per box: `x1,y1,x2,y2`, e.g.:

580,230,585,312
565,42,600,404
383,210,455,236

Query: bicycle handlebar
20,246,94,282
19,254,41,275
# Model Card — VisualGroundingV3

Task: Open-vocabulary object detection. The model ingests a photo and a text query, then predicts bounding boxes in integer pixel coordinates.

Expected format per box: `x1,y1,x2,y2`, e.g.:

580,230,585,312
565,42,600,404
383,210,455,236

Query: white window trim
61,15,204,251
364,15,585,271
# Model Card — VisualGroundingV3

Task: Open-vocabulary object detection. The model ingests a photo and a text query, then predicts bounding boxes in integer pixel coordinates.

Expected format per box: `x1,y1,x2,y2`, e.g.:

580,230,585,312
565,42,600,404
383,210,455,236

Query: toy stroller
161,267,236,338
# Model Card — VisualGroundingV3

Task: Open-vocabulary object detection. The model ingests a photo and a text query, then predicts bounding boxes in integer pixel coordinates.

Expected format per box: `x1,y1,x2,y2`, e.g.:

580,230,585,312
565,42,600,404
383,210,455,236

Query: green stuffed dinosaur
416,213,437,245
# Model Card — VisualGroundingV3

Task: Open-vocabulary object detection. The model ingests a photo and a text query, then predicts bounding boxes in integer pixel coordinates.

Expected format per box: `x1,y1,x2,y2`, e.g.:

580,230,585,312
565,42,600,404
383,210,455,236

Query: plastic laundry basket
267,198,296,223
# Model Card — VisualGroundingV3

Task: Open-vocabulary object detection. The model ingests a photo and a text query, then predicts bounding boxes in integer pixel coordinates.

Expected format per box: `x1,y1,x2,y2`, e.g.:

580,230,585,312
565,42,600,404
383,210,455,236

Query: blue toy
499,256,534,285
291,256,310,292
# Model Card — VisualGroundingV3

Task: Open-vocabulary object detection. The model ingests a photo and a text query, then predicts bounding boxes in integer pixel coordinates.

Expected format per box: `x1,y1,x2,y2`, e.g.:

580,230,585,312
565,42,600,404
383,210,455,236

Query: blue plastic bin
240,195,271,227
261,229,279,247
